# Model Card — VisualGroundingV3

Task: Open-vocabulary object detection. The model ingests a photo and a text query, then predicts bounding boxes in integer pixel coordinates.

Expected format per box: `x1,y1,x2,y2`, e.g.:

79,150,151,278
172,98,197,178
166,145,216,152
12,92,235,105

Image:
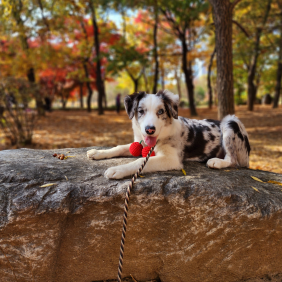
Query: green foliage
195,86,205,105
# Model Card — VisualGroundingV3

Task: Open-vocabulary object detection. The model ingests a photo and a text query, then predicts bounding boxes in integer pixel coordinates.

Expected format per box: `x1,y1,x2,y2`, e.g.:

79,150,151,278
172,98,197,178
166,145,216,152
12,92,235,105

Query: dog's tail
220,115,251,167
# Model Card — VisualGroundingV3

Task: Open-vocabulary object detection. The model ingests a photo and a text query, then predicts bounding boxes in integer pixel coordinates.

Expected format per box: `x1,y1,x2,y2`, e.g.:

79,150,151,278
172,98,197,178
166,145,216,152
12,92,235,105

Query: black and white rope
117,145,155,282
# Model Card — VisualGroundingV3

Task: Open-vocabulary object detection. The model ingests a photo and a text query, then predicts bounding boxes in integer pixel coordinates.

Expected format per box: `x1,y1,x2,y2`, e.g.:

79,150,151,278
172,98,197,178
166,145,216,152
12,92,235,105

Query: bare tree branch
231,0,243,10
232,20,250,37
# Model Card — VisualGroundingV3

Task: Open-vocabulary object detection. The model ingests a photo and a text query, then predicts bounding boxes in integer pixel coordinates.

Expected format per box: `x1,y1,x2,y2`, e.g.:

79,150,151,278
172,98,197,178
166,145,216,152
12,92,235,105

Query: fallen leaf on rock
67,156,75,158
252,186,260,192
139,175,145,178
224,170,230,172
268,180,282,186
40,183,56,187
251,176,264,183
182,169,187,176
65,176,68,181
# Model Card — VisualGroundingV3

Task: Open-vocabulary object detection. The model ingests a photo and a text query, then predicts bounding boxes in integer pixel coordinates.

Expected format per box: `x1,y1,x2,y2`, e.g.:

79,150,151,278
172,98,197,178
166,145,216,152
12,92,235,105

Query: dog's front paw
87,149,108,160
104,166,127,179
207,158,223,169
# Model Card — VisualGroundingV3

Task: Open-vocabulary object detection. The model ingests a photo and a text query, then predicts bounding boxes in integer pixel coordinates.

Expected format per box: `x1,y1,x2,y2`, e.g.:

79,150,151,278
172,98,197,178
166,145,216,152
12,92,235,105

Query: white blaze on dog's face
124,90,179,147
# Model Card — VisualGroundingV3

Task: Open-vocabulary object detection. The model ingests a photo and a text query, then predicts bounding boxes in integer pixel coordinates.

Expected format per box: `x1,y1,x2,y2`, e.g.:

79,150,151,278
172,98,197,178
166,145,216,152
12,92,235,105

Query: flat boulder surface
1,147,282,282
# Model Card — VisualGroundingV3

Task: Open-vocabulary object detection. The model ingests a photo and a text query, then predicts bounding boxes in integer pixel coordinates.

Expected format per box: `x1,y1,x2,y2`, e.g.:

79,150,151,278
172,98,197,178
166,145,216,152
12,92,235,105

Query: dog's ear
156,90,179,119
124,91,146,119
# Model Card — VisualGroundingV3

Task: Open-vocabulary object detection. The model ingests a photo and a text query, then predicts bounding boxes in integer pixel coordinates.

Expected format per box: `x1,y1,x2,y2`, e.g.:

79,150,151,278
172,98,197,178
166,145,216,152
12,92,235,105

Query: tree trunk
89,0,104,115
209,0,234,119
79,83,84,109
27,67,44,116
102,82,107,108
61,98,67,110
273,62,282,108
126,68,143,93
247,0,272,111
175,69,182,101
152,1,159,94
273,12,282,108
181,38,197,116
161,68,165,90
83,63,93,113
134,79,138,93
207,47,216,109
143,71,149,93
247,75,256,111
247,29,261,111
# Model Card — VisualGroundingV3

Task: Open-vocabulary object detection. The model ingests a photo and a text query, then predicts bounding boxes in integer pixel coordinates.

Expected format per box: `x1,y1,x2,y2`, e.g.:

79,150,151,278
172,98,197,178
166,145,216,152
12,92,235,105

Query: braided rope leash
117,145,155,282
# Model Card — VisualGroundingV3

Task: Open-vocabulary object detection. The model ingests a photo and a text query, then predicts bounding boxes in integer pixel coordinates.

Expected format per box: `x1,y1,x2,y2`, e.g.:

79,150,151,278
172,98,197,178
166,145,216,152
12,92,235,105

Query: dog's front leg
87,144,132,160
104,155,182,179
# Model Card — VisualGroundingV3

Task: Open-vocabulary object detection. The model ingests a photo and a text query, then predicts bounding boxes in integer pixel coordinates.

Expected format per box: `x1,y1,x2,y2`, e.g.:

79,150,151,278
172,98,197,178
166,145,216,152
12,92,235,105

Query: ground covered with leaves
1,105,281,174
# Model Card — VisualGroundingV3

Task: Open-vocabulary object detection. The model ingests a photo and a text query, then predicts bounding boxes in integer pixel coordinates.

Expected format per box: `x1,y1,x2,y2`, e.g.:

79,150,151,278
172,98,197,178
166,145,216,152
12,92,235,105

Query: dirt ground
1,105,282,174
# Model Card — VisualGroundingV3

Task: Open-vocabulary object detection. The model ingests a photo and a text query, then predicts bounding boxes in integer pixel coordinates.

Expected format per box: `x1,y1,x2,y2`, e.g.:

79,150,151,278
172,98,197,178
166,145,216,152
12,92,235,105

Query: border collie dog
87,90,251,179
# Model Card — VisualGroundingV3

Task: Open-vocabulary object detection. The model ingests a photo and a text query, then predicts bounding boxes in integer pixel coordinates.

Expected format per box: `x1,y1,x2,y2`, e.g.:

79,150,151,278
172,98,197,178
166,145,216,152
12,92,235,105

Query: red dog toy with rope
129,140,155,157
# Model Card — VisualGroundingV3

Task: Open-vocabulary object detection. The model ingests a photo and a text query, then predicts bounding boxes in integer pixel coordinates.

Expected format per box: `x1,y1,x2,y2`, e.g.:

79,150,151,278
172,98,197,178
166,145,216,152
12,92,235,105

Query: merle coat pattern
87,90,251,179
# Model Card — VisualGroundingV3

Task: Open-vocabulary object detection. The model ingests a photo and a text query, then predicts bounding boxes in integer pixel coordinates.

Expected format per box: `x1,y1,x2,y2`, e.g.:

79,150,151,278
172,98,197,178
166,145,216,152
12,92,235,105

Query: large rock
1,147,282,282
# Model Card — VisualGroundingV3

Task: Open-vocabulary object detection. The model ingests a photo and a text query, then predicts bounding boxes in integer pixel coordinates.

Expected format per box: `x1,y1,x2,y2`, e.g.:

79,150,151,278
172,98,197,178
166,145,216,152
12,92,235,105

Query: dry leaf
182,169,187,176
267,180,282,186
64,157,68,160
40,183,56,188
65,176,68,181
224,170,230,172
251,186,260,192
139,175,145,178
251,176,264,183
66,151,70,153
67,156,75,158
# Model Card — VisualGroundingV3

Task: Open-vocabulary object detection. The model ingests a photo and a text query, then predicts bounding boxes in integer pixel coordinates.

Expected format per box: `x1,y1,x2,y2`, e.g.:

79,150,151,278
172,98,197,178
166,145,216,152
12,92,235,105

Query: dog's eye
157,109,164,115
138,109,144,115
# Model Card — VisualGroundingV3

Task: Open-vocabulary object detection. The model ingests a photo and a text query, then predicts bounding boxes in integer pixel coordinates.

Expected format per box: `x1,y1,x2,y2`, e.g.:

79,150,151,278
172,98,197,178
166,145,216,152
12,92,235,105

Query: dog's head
124,90,179,146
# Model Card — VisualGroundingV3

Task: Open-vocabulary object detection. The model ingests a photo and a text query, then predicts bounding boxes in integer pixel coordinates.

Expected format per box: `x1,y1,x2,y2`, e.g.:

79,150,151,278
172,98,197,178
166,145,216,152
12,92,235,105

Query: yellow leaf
66,151,70,153
251,176,264,183
65,176,68,181
40,183,56,187
251,186,260,192
182,169,187,176
67,156,75,158
139,175,144,178
224,170,230,172
268,180,282,186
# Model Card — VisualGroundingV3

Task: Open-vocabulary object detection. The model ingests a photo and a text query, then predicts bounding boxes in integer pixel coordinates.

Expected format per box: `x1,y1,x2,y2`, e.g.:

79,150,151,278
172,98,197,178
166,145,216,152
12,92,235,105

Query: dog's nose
145,126,156,135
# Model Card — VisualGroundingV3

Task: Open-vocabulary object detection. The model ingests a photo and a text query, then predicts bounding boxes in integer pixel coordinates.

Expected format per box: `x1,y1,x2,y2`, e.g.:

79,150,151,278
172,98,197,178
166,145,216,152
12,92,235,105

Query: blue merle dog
87,90,251,179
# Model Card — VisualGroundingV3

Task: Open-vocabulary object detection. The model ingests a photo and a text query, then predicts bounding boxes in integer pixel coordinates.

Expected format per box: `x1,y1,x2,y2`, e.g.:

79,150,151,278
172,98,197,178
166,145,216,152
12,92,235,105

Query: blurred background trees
0,0,281,122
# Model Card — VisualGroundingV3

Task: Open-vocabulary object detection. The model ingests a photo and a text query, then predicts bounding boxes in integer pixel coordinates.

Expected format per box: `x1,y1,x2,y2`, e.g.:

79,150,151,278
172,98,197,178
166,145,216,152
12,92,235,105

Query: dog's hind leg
207,115,251,169
87,144,132,160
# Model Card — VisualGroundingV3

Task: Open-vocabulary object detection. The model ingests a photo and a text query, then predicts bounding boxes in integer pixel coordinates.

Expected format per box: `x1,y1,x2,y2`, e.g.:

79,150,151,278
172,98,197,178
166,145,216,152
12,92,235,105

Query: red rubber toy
142,146,155,157
129,141,143,157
